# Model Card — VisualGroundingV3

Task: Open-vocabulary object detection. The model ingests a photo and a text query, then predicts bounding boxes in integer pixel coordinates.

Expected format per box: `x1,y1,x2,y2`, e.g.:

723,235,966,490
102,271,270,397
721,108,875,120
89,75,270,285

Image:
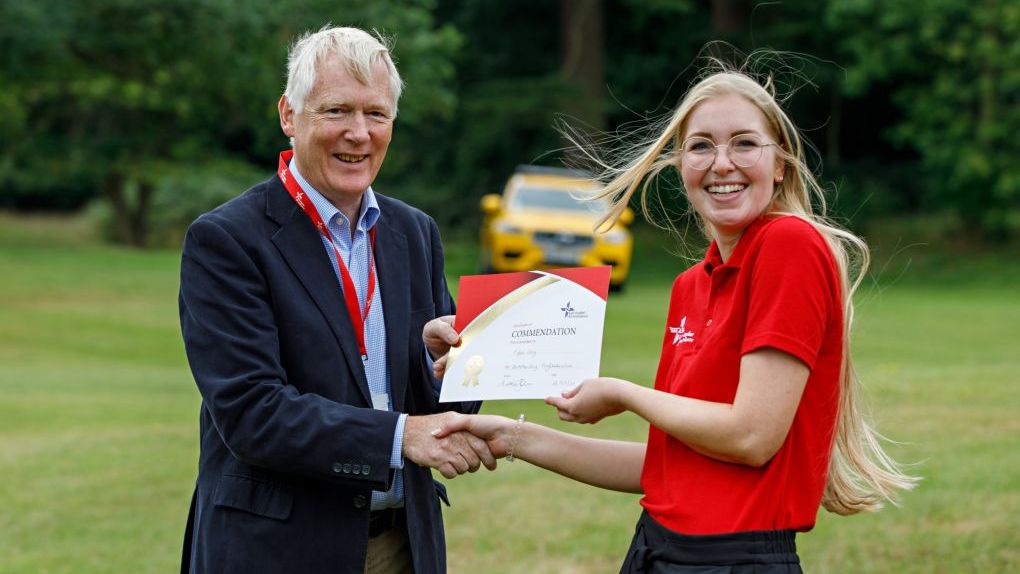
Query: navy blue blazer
179,175,477,573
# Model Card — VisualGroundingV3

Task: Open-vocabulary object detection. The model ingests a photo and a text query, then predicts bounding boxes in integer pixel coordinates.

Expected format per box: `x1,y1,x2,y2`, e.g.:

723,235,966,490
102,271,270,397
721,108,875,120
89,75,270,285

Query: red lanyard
278,150,377,358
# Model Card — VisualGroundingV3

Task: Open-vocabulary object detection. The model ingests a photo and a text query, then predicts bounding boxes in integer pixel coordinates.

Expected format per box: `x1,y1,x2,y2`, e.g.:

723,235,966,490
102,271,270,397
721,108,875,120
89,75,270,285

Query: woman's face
679,94,784,250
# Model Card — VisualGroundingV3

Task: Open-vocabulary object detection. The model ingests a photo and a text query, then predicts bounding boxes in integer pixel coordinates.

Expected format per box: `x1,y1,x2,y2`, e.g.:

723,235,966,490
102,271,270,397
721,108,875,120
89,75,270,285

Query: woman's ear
774,159,785,185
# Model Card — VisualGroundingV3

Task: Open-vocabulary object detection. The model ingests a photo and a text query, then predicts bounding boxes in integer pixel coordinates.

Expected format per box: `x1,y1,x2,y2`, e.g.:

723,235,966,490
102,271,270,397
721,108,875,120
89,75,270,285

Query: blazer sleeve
180,214,398,491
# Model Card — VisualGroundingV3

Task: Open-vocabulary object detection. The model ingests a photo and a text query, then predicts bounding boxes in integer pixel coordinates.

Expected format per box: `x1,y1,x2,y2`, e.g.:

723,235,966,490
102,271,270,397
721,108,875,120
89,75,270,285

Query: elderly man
178,26,489,574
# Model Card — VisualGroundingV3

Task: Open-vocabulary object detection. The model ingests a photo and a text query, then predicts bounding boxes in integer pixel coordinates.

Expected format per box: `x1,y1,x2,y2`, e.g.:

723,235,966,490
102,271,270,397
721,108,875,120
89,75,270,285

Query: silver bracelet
505,413,526,463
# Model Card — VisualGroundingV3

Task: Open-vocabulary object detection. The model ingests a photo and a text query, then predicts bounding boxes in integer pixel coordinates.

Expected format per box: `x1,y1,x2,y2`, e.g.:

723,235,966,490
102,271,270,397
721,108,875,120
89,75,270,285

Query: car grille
533,232,593,265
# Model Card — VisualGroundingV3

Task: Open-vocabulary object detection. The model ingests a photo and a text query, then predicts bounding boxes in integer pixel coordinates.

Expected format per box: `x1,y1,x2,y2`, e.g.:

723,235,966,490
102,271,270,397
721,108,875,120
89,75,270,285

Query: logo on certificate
560,301,588,319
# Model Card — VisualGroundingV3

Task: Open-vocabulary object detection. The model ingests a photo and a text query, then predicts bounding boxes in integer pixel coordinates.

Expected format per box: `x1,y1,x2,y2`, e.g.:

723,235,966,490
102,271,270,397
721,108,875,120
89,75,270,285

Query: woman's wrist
504,414,526,462
612,378,636,414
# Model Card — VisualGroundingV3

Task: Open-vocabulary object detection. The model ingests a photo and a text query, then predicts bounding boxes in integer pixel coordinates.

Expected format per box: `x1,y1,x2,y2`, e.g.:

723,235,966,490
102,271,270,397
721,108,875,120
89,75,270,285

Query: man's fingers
462,432,496,470
432,355,448,379
438,463,457,479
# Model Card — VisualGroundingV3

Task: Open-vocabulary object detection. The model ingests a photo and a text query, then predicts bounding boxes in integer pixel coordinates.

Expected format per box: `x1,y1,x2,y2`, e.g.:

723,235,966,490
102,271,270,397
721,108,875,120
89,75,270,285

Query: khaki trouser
364,524,413,574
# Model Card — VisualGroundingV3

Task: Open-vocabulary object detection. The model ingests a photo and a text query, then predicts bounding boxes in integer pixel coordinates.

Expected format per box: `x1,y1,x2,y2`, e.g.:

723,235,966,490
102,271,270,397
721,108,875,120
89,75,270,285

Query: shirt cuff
391,413,407,469
424,349,442,400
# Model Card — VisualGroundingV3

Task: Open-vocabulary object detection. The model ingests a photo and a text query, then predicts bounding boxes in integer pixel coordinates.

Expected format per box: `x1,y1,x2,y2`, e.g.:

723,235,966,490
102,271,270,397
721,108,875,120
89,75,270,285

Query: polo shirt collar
287,155,380,233
703,215,774,274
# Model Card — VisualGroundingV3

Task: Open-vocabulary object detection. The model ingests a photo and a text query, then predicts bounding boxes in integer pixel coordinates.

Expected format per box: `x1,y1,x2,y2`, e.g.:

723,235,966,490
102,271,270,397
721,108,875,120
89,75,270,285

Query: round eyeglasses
680,134,778,170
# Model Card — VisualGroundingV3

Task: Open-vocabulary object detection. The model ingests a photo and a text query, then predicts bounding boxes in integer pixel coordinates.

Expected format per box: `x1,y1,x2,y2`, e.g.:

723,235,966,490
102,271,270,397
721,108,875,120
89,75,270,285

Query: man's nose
344,113,370,142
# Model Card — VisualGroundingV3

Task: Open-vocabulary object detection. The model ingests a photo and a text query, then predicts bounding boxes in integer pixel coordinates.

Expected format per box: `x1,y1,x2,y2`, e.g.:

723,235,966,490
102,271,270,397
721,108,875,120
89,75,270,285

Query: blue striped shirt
289,159,406,510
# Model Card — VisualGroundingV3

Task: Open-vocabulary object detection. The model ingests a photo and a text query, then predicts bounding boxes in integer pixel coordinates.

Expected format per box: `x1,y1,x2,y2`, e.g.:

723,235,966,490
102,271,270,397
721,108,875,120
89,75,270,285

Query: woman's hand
545,377,630,424
432,413,516,459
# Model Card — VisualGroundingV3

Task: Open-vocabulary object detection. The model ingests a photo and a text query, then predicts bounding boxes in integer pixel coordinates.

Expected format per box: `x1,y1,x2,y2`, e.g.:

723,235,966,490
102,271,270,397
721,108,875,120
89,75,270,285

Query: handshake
400,412,511,479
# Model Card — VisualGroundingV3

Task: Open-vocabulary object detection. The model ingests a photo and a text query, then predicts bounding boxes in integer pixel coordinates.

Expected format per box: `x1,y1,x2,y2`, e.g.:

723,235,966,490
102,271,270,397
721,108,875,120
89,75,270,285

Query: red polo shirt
639,215,843,534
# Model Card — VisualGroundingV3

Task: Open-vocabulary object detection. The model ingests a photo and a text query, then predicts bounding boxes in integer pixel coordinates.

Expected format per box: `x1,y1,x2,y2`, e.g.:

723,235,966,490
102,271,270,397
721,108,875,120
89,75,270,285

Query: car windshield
509,186,606,213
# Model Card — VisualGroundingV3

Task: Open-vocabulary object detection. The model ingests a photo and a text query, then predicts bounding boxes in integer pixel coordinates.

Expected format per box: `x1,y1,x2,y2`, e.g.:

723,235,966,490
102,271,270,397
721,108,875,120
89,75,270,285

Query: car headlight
600,229,629,245
494,221,524,235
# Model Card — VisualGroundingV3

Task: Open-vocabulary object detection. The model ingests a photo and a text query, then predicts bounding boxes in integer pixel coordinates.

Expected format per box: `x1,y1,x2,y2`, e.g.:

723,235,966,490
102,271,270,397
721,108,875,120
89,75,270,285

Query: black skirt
620,511,802,574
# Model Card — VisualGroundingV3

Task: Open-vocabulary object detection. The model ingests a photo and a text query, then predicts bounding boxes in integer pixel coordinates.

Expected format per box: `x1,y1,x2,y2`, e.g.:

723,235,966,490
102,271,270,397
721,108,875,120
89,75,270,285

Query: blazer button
352,494,368,509
343,463,352,474
352,464,361,475
332,462,344,474
362,464,371,475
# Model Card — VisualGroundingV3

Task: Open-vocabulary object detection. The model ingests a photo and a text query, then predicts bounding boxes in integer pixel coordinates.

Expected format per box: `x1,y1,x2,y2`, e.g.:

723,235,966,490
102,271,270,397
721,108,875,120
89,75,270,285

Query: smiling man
178,27,489,574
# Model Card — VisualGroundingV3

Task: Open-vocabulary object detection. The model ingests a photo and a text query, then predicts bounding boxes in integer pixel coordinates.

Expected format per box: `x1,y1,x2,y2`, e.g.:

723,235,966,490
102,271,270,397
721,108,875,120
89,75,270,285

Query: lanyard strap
278,150,377,358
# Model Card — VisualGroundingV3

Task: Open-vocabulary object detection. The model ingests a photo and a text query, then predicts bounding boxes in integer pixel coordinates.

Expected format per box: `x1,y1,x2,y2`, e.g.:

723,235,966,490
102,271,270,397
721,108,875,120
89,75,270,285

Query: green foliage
0,0,461,243
3,0,1019,243
829,0,1020,237
88,157,265,248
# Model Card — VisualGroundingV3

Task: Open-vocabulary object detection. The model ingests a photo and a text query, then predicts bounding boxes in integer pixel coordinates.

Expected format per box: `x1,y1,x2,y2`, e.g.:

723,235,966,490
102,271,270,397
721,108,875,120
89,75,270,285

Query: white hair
283,26,404,116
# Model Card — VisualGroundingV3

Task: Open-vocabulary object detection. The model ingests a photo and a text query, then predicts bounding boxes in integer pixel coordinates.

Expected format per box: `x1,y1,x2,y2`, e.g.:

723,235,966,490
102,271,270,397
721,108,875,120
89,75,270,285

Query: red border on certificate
454,266,611,332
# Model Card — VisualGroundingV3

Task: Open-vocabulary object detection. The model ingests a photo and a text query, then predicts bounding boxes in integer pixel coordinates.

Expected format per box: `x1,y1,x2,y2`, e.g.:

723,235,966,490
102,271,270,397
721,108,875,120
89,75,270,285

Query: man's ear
278,95,295,138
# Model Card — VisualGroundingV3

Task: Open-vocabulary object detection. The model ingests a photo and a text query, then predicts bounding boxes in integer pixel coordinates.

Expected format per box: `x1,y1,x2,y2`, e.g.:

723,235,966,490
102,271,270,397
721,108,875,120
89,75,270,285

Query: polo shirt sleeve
741,219,837,369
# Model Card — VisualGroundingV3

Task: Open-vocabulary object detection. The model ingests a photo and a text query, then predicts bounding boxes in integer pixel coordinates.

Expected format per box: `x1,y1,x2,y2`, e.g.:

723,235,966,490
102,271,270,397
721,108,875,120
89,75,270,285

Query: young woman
429,67,917,573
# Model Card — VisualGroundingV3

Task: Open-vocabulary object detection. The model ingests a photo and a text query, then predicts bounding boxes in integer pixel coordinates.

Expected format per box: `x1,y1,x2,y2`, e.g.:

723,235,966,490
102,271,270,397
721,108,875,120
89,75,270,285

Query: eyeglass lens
682,134,766,169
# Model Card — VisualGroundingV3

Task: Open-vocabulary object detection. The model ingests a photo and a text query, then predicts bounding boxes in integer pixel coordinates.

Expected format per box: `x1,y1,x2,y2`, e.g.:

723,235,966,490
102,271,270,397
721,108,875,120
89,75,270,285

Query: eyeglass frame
679,133,781,170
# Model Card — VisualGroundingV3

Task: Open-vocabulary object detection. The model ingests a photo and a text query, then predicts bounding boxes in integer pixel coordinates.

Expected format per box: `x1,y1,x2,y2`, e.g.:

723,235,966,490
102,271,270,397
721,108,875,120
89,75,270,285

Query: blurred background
1,1,1017,573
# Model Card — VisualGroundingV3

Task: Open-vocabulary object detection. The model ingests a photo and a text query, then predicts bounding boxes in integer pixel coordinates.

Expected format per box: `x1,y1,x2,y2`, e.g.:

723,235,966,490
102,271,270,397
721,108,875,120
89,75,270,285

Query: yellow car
479,165,634,290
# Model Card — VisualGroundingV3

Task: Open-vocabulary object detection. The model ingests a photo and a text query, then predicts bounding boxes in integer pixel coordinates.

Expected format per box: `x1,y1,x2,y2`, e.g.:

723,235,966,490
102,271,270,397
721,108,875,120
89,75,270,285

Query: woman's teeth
706,184,746,194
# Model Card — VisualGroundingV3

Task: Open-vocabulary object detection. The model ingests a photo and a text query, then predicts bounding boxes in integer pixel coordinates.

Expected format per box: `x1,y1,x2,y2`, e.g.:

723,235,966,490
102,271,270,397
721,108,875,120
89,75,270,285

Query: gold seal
462,355,485,387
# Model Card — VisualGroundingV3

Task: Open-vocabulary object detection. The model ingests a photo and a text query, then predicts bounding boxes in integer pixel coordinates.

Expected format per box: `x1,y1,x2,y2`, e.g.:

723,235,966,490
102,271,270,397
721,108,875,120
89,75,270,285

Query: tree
0,0,461,246
828,0,1020,237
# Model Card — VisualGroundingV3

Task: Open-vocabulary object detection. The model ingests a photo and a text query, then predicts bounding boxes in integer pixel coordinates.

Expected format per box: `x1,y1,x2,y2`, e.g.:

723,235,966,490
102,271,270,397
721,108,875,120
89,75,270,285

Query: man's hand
422,315,460,379
402,412,497,479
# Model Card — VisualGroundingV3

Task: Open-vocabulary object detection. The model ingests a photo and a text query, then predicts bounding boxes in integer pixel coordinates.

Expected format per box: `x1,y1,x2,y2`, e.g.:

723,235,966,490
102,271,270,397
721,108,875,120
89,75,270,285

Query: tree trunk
711,0,744,34
102,171,150,248
561,0,605,131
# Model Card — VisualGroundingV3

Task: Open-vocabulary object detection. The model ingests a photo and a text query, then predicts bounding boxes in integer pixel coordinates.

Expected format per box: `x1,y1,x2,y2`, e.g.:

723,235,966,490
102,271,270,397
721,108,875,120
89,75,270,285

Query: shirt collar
288,156,380,233
703,215,773,275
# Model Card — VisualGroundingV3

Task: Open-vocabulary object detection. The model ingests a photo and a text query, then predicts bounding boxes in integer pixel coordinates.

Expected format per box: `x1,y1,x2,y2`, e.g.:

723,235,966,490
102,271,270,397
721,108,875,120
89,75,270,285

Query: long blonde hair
588,66,917,514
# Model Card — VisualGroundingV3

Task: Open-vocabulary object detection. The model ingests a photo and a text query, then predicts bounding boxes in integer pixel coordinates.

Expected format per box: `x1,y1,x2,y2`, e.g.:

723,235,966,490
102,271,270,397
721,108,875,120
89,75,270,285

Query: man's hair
283,26,404,116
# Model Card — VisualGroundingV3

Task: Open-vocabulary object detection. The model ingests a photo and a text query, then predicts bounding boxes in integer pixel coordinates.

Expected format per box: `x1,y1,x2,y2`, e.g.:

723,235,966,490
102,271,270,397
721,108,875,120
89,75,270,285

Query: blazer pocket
212,474,293,521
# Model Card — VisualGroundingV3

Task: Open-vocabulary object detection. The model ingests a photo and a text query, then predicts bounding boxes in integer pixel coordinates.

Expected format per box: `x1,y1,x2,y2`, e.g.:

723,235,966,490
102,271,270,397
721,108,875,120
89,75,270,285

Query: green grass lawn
1,213,1017,573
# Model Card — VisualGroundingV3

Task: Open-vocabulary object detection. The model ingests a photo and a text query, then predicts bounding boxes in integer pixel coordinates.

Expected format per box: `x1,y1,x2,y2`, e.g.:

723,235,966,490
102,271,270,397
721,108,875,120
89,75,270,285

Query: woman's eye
687,141,712,152
732,138,759,151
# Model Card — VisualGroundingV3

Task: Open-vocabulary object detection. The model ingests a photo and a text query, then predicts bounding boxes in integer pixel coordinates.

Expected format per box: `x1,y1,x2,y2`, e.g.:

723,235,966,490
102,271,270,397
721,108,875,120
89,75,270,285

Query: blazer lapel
373,210,410,413
266,179,373,405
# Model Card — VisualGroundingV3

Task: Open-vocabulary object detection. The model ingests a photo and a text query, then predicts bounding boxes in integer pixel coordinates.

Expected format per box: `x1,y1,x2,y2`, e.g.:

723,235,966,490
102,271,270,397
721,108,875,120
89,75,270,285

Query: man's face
279,56,394,213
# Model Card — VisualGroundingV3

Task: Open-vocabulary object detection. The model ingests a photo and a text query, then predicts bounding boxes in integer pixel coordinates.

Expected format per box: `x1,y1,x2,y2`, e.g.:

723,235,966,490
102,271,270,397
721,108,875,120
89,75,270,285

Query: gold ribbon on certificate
446,274,560,385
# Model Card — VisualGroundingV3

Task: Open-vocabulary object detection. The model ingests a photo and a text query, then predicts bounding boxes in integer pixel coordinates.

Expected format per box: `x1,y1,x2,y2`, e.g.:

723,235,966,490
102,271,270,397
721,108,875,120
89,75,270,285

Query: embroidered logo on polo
668,316,695,345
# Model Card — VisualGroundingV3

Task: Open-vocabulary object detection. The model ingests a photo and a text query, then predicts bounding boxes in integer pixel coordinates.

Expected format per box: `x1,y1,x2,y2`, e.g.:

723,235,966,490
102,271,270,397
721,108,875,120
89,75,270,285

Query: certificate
439,266,610,402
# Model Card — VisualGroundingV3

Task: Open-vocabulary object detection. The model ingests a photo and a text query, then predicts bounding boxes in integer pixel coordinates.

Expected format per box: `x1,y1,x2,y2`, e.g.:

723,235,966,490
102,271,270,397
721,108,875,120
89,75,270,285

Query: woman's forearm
515,423,645,493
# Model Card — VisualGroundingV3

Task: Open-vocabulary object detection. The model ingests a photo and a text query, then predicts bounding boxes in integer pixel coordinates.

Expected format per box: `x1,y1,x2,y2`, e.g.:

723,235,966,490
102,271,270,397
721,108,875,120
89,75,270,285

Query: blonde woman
430,66,916,573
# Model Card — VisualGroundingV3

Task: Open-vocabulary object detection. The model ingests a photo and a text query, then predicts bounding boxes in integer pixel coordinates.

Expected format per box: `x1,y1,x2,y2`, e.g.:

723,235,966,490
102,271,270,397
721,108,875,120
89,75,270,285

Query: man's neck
289,155,365,237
